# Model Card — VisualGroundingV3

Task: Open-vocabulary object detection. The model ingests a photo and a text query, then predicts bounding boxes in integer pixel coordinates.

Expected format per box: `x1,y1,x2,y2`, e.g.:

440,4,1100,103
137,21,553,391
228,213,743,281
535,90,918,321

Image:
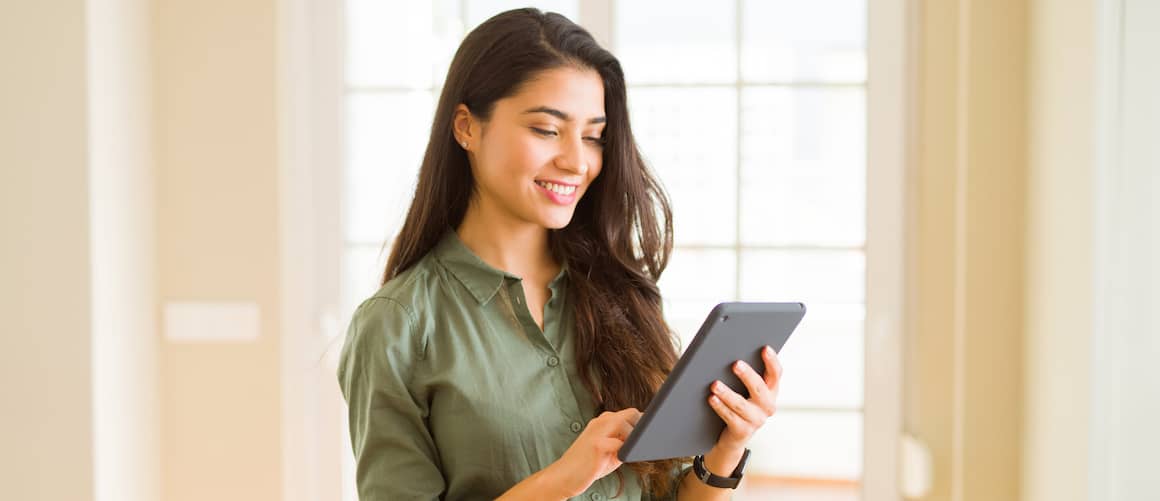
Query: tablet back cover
618,302,805,463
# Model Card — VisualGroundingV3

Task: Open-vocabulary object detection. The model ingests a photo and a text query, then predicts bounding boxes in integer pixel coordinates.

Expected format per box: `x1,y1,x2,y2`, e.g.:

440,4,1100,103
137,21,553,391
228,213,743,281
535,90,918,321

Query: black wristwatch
692,448,751,489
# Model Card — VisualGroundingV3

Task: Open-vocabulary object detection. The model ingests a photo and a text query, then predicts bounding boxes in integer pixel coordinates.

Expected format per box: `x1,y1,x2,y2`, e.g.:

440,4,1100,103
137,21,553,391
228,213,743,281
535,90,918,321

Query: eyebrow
522,106,606,125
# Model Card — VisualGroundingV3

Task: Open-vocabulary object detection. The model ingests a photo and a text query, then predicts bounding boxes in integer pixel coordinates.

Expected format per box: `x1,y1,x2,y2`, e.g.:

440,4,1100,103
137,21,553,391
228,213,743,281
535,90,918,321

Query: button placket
506,279,552,353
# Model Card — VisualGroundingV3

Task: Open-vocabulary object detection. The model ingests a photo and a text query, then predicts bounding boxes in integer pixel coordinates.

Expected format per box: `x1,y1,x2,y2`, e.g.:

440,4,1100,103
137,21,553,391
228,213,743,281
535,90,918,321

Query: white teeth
536,181,576,195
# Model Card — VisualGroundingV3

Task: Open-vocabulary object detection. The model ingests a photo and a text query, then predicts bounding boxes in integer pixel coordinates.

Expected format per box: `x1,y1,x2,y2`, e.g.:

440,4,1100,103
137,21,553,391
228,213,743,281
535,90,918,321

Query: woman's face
456,66,606,230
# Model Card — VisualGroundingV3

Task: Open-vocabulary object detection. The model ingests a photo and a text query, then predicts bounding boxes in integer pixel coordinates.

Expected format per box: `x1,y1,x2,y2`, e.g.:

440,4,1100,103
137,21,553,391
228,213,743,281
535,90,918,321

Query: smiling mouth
534,180,577,196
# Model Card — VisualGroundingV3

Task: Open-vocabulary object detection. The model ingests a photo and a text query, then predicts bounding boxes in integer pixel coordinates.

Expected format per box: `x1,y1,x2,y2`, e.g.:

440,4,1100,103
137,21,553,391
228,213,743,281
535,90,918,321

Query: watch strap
692,448,750,489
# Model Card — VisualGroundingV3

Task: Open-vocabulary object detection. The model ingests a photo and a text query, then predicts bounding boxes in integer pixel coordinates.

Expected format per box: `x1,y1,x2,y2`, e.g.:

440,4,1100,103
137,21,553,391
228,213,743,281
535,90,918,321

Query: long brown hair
382,8,687,496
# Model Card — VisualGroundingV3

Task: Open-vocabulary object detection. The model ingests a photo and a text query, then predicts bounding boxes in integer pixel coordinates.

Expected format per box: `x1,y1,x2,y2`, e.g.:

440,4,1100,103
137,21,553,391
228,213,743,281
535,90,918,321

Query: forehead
499,67,605,121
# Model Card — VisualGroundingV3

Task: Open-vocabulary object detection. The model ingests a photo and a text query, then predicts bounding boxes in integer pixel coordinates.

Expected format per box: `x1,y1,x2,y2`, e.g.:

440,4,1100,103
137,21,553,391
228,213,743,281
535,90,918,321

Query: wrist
702,444,747,477
538,462,581,500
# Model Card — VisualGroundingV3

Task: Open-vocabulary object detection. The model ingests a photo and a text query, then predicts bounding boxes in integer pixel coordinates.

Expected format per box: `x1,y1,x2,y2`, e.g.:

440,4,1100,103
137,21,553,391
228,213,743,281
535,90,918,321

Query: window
329,1,889,500
616,0,867,494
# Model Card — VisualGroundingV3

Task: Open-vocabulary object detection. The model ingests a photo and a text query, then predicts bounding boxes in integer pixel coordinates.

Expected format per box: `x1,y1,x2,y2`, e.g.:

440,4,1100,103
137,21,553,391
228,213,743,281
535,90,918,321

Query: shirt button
570,421,583,433
589,493,604,501
547,356,560,367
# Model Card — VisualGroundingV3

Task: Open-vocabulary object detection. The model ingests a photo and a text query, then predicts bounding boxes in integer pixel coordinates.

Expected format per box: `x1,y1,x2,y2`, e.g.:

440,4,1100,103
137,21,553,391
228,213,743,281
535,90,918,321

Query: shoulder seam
361,296,428,361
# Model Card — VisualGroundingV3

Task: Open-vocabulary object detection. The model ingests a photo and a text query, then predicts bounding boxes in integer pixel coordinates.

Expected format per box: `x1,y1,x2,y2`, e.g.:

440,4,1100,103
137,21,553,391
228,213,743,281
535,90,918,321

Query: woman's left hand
707,345,783,452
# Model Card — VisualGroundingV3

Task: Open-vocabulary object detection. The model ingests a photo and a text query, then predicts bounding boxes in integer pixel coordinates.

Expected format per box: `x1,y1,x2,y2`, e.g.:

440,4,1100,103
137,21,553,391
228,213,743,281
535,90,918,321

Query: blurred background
1,0,1155,500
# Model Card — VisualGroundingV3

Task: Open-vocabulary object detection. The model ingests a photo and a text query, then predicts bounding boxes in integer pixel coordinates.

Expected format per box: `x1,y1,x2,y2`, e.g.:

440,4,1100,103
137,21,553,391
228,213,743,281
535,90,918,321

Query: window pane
777,304,864,409
741,87,865,246
739,250,864,305
628,87,738,246
345,91,434,244
658,249,737,350
615,0,736,84
741,0,866,83
464,1,578,30
748,410,863,480
346,0,463,88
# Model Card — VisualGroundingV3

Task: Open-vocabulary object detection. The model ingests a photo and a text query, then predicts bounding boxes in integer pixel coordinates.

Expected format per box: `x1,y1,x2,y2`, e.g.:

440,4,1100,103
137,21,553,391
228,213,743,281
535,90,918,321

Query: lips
534,180,578,205
534,180,577,196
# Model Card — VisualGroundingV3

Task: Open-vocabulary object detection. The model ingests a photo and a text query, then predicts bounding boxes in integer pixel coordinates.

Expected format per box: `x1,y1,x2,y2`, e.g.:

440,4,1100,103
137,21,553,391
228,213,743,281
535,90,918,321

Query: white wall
87,0,161,500
0,1,96,499
1090,0,1160,498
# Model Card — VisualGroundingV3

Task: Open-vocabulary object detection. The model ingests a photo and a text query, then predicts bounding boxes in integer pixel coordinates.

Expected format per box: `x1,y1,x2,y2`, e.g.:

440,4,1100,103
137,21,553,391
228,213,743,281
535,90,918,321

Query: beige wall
2,1,316,499
911,1,1138,501
0,1,96,499
0,0,96,498
3,0,161,499
154,0,284,499
909,0,1028,500
1023,1,1098,500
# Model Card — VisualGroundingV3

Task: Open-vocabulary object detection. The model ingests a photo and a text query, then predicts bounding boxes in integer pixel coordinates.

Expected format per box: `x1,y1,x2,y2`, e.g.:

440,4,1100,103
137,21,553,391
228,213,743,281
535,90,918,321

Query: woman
337,8,783,501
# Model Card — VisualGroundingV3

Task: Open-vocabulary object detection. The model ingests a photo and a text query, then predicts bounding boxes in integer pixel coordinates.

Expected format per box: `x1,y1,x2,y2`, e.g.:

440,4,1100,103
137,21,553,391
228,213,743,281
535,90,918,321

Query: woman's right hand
546,408,643,498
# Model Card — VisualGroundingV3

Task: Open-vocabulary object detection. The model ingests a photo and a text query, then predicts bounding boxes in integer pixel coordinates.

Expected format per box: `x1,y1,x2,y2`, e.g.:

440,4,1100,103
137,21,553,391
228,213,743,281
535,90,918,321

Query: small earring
461,141,467,149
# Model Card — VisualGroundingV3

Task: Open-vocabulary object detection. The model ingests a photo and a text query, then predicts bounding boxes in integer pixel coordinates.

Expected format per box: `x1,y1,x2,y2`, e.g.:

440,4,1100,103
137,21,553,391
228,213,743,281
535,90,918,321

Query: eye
583,136,605,147
530,127,558,137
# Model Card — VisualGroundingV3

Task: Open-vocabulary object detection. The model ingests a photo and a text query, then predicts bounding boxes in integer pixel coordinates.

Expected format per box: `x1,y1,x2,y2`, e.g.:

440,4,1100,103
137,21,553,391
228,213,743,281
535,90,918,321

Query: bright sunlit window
339,1,866,499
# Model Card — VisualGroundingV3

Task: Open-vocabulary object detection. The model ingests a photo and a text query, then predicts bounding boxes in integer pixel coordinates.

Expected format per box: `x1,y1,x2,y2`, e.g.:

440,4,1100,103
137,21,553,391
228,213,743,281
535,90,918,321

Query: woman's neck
455,197,557,280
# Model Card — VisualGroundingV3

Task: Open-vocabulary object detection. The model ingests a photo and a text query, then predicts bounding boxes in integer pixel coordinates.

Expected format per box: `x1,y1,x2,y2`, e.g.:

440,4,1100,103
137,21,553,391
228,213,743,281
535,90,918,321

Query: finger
733,360,775,414
612,420,634,441
708,393,748,432
617,407,643,426
712,380,768,425
762,345,784,388
598,412,636,438
600,437,627,456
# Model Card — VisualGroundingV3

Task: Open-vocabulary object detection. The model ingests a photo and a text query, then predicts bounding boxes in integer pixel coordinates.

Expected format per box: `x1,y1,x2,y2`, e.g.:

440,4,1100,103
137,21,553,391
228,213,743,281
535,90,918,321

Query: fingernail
765,345,774,356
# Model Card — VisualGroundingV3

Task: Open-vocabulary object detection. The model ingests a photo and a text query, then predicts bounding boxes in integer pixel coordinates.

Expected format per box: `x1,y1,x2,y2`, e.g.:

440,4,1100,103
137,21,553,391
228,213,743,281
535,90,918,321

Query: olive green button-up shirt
337,229,686,500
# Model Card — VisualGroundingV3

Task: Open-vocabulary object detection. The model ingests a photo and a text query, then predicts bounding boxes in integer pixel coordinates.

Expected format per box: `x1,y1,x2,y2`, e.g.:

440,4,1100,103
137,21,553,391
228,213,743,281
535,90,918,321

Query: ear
452,104,476,150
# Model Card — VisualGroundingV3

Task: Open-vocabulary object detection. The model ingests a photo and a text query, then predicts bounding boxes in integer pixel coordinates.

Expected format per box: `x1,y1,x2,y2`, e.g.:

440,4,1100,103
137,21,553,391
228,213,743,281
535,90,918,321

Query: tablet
617,302,806,463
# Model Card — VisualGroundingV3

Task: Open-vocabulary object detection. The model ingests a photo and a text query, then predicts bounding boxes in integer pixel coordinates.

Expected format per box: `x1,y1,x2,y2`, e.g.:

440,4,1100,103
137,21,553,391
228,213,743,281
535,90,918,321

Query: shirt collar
433,228,568,305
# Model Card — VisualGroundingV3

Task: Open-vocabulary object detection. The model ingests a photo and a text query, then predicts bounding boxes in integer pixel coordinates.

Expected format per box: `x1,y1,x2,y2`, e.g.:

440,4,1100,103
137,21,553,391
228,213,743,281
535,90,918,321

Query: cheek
490,136,554,180
586,152,604,182
475,139,535,189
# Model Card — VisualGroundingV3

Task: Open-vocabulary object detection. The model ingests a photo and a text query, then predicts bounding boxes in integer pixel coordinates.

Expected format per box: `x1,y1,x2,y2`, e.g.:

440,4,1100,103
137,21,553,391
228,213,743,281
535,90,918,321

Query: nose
555,134,589,176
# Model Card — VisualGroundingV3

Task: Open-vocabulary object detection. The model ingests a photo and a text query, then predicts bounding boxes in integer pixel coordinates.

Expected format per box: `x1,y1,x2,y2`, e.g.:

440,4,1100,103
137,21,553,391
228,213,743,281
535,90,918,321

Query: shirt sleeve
337,297,446,500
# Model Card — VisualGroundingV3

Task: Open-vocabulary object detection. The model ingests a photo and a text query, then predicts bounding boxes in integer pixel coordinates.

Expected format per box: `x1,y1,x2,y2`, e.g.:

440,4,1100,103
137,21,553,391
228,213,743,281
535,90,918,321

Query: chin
540,210,576,230
542,218,572,230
